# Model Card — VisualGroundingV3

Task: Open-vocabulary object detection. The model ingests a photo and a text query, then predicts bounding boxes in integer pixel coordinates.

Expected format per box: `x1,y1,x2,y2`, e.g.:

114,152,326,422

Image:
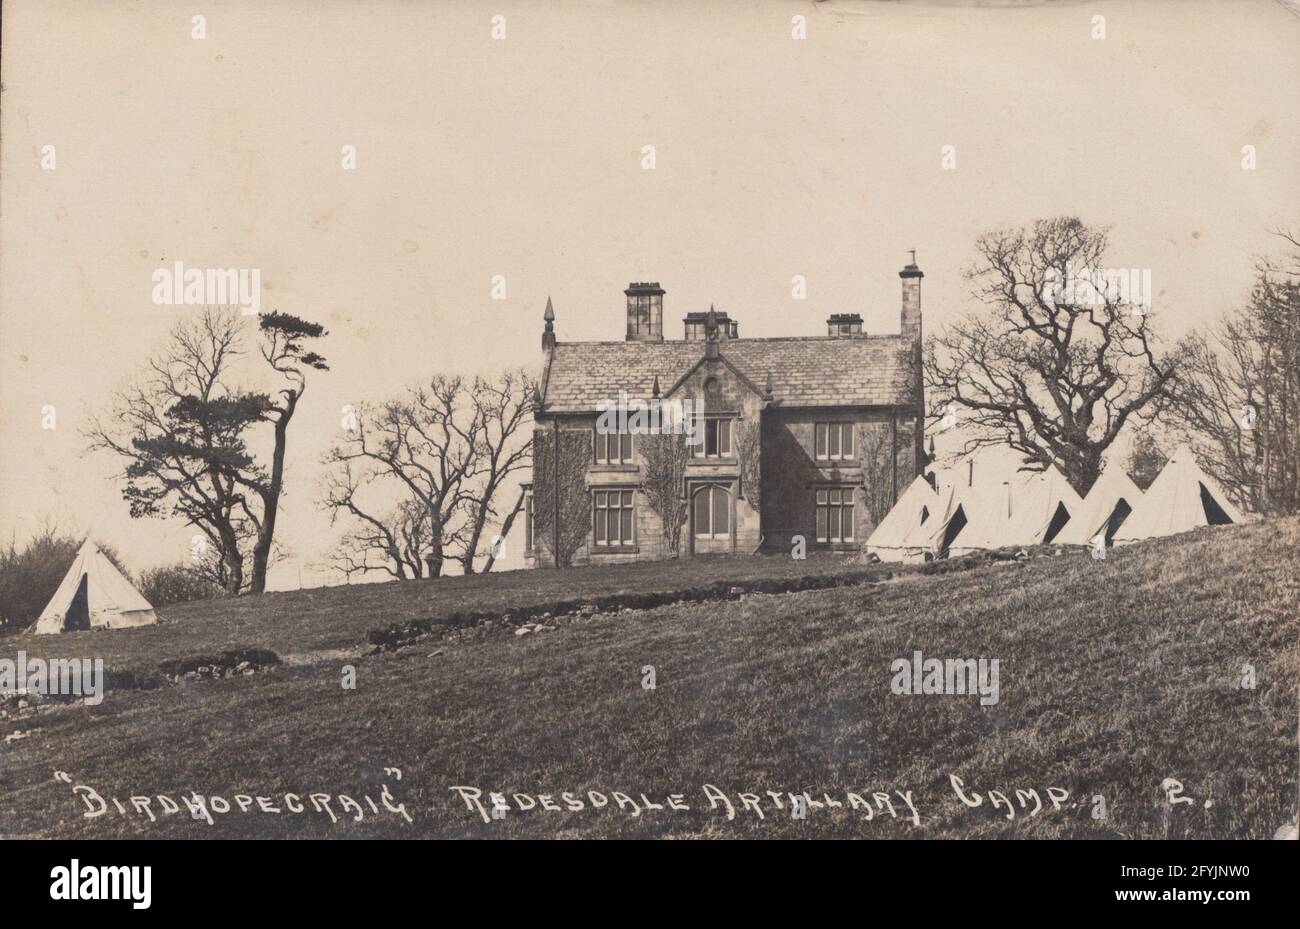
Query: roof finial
764,372,774,400
652,375,661,398
542,296,556,351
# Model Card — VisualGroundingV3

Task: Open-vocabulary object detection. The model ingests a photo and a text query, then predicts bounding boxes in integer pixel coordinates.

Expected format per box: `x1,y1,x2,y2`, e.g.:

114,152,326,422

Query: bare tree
531,427,592,568
926,217,1178,494
322,455,434,580
640,432,690,557
323,371,531,578
453,371,535,573
324,377,479,578
327,493,432,581
1168,229,1300,514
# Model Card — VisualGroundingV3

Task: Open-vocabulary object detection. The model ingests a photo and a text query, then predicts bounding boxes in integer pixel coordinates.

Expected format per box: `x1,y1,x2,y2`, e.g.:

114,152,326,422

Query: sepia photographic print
1,0,1297,912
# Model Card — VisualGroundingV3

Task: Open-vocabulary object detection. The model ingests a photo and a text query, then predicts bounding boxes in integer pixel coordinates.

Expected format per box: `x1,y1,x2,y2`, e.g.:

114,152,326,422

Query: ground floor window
693,484,731,538
816,487,856,542
594,490,635,546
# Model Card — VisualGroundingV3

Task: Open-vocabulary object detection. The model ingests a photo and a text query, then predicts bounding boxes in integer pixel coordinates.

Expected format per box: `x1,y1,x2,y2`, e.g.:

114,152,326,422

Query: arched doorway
691,483,733,553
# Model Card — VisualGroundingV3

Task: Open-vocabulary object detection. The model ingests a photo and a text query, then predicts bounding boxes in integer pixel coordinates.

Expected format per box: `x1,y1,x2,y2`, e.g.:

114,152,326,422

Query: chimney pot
827,313,863,337
899,253,923,341
684,310,737,341
625,282,665,342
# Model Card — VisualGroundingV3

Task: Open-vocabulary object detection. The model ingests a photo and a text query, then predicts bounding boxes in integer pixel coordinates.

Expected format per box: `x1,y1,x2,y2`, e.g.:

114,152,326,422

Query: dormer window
815,423,854,461
692,416,733,458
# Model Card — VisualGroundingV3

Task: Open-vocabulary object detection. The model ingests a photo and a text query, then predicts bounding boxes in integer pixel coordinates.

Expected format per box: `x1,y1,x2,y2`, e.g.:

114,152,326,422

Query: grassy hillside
1,520,1296,839
4,551,892,673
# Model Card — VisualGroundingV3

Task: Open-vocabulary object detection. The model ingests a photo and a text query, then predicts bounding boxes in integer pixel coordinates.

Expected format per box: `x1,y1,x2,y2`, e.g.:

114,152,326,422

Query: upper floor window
815,423,854,461
595,429,634,464
692,416,733,459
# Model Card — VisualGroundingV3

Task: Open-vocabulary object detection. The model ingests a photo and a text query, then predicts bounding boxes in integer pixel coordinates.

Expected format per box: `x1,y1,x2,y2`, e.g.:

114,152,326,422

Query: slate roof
540,336,919,413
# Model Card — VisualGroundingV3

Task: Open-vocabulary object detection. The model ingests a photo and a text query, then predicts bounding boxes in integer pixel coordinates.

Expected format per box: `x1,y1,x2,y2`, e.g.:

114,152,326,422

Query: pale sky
1,0,1297,588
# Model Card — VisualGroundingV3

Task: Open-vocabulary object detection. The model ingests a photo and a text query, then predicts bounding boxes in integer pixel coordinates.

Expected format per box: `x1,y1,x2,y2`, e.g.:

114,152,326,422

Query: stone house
523,259,927,565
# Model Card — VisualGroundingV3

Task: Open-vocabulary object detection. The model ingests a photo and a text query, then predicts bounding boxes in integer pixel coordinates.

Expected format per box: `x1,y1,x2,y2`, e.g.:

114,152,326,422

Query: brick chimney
901,252,926,479
826,313,863,337
900,251,923,342
625,282,664,341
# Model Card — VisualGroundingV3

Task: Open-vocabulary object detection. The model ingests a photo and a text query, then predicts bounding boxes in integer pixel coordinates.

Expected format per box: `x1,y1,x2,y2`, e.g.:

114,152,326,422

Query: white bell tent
1056,464,1145,547
34,540,157,634
993,465,1084,548
899,481,979,561
1113,445,1244,543
865,475,940,562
